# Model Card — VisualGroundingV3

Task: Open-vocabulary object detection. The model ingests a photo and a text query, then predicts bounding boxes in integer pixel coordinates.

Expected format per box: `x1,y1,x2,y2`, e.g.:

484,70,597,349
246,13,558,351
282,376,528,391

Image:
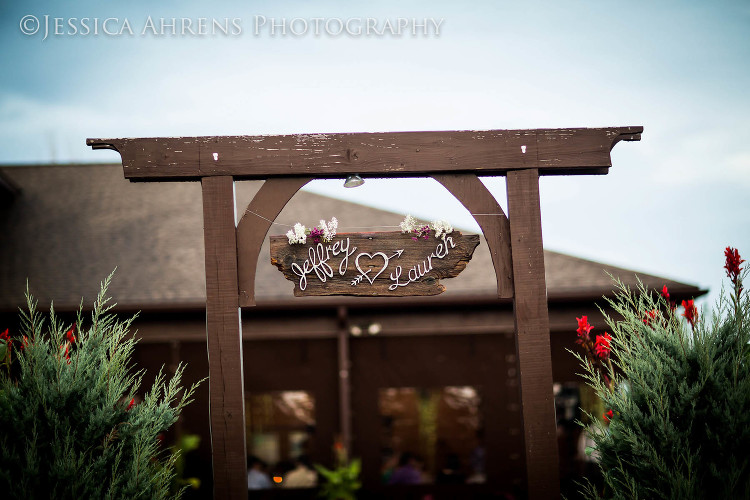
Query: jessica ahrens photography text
19,14,445,40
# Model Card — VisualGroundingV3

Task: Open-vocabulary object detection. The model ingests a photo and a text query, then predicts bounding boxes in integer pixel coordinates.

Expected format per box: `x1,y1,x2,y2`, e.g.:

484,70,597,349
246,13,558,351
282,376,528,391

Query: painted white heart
355,252,390,285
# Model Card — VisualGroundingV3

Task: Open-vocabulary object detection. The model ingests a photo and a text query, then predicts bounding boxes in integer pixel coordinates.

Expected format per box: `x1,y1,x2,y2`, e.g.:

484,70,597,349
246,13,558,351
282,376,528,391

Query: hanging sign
270,231,480,297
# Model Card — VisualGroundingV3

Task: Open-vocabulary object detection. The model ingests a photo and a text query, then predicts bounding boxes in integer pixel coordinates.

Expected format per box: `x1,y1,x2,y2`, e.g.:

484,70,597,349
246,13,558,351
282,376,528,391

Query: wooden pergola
88,126,642,499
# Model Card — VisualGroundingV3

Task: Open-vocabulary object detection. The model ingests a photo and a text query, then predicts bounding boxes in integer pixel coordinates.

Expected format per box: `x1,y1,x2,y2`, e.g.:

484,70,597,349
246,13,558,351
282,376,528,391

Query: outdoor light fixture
343,174,364,188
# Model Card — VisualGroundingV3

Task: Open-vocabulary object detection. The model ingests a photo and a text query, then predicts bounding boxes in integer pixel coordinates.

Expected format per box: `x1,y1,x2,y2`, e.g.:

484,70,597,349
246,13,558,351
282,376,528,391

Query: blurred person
247,455,272,490
388,452,422,485
282,455,318,488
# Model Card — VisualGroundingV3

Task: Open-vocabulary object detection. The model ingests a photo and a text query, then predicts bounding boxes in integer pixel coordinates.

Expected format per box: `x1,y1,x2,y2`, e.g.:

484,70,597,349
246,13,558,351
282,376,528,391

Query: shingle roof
0,164,704,311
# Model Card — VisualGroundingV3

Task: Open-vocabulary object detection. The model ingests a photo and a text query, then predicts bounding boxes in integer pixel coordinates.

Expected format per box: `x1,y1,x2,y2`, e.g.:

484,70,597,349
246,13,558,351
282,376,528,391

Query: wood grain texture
506,169,560,499
236,177,311,307
201,176,247,500
270,231,480,296
87,126,642,181
432,173,514,299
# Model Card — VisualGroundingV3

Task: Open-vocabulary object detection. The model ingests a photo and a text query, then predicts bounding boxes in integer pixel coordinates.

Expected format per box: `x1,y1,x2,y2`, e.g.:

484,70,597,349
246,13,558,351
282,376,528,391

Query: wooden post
337,306,352,454
506,169,560,499
201,176,247,500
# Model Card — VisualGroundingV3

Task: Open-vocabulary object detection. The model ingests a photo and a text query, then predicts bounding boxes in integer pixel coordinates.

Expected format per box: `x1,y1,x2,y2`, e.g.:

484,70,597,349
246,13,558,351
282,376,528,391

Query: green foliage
573,270,750,499
172,434,202,493
315,459,362,500
0,273,202,499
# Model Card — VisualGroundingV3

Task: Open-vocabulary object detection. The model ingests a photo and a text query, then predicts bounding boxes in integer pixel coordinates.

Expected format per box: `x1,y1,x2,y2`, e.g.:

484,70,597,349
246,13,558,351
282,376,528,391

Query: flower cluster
576,316,613,361
642,309,659,326
575,316,615,400
0,328,12,372
594,332,613,359
681,299,698,329
431,220,453,239
661,285,676,311
286,217,338,245
399,215,419,233
725,246,745,294
0,328,12,351
287,223,307,245
59,324,77,364
413,225,431,240
399,215,454,241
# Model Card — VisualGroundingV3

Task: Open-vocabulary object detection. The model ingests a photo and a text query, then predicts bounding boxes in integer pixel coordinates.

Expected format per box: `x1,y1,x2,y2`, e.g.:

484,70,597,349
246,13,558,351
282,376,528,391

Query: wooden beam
506,169,560,499
87,126,642,181
201,176,247,500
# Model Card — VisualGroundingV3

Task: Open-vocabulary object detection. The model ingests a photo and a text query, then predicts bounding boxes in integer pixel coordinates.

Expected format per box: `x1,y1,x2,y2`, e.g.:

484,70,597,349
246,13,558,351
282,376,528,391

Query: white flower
287,222,307,244
323,217,338,242
430,220,453,239
400,215,418,233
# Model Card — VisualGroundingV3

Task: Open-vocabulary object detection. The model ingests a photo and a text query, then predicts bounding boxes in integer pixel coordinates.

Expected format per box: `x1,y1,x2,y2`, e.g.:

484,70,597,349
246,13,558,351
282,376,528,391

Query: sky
1,0,749,310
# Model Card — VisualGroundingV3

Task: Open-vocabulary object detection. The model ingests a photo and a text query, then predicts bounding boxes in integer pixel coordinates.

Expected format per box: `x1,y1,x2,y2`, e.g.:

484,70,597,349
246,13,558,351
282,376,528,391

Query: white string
245,210,505,230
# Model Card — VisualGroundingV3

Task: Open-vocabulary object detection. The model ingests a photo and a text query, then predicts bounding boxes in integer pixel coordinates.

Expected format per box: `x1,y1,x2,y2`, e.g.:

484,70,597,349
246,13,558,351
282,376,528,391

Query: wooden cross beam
87,126,641,181
88,126,642,500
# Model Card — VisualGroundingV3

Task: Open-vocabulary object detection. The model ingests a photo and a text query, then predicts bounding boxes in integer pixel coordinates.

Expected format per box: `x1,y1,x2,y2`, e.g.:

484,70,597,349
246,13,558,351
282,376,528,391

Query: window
378,386,484,485
245,391,316,483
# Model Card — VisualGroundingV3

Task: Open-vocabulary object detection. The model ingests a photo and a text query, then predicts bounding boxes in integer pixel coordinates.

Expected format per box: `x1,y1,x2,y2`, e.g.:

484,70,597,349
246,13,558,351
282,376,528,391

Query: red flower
66,324,77,344
19,335,29,351
603,409,614,422
642,309,658,326
126,398,135,411
594,333,612,359
59,344,71,363
576,316,594,342
661,285,677,311
0,329,11,353
724,247,745,288
681,299,698,329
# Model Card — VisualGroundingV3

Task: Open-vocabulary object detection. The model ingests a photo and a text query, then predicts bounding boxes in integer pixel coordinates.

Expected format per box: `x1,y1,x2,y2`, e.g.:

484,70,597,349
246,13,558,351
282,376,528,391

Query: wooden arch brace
236,177,312,307
432,173,513,298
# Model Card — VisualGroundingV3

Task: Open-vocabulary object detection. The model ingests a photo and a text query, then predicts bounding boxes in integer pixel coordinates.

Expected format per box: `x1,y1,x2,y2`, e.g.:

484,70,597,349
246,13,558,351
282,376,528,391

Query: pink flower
309,226,325,244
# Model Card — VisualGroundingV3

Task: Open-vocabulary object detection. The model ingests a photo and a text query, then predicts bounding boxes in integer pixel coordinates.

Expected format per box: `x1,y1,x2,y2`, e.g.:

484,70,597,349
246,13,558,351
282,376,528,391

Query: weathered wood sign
270,231,480,296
